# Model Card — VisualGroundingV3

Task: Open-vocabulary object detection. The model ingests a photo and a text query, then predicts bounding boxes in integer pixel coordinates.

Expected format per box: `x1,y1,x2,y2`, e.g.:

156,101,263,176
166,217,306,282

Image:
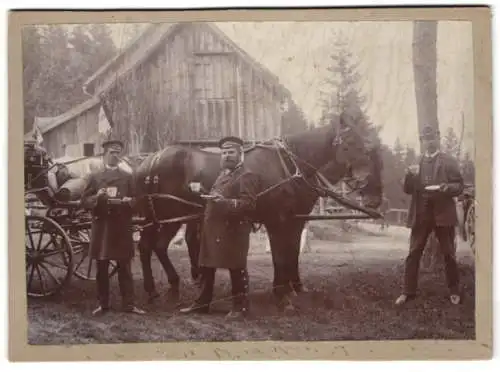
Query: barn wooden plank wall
42,23,290,155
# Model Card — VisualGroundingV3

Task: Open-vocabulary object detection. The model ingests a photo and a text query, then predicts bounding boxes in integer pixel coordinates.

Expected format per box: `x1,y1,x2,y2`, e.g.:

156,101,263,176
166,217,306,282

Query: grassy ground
27,223,476,344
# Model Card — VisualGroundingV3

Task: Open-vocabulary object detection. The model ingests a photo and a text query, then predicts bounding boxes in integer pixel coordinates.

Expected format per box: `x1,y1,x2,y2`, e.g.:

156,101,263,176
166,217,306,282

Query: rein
253,138,381,218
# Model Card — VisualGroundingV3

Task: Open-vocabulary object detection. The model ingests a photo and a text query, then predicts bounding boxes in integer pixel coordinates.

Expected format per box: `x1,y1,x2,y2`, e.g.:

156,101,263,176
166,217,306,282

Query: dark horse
134,112,384,310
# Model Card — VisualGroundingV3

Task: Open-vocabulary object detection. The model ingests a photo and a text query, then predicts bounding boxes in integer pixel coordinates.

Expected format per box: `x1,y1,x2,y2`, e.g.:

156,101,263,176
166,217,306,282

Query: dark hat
102,139,124,151
419,126,440,140
218,136,244,149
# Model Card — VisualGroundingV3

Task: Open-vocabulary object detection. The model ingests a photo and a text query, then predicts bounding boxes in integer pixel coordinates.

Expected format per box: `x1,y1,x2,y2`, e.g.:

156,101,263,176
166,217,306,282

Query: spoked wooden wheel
69,226,119,280
465,201,476,254
25,215,73,298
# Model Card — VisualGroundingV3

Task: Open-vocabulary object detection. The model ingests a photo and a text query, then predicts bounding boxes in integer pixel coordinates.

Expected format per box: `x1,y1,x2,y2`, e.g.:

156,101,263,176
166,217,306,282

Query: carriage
24,140,108,298
458,183,476,253
23,141,201,299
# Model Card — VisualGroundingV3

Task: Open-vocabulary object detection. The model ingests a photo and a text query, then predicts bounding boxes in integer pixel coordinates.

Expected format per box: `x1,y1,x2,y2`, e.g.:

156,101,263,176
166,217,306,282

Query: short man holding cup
81,139,146,316
180,136,261,319
395,126,464,306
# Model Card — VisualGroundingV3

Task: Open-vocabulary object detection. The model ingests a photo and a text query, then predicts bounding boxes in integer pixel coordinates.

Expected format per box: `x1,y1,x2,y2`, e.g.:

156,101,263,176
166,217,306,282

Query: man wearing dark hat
81,139,146,316
395,125,464,306
180,135,261,319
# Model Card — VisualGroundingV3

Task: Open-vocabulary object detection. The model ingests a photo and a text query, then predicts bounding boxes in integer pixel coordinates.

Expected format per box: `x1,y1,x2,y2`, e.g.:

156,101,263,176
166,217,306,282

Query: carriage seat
24,141,50,189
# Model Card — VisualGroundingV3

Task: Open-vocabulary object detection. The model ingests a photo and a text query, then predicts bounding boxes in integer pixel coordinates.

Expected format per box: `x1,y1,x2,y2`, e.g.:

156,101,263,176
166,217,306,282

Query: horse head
281,109,383,210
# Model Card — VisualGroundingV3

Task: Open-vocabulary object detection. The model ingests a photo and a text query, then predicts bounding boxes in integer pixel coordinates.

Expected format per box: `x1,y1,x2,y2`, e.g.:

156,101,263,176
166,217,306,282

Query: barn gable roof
83,22,291,98
25,95,101,138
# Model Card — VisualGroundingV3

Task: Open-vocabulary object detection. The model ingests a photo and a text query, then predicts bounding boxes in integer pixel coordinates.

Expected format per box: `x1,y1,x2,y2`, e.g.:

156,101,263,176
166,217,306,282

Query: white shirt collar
425,150,440,158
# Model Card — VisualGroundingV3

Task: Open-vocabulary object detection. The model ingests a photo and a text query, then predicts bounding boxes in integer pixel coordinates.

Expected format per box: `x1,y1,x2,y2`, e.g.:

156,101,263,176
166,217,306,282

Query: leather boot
179,302,210,314
180,267,214,314
227,268,250,319
394,293,416,306
92,305,110,316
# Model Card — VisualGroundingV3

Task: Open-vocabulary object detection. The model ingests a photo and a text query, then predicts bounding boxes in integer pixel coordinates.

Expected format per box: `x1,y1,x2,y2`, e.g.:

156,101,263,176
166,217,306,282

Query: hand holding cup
189,182,202,193
407,164,420,175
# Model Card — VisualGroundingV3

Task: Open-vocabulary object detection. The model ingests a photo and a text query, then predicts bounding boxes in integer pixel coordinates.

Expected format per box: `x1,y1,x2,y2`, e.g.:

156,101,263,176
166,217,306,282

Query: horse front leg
266,225,296,313
138,228,159,302
153,222,184,301
287,224,308,295
185,221,201,286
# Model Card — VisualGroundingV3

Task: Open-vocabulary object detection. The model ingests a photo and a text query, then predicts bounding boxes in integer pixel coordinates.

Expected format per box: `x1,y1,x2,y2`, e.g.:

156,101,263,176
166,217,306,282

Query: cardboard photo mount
8,6,492,362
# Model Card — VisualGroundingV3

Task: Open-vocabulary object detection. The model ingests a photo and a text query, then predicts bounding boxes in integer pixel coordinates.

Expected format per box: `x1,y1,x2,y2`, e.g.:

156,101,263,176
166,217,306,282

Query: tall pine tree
280,100,308,135
403,144,418,168
461,151,475,185
393,137,405,165
442,127,460,158
22,24,117,133
22,26,44,133
319,31,376,143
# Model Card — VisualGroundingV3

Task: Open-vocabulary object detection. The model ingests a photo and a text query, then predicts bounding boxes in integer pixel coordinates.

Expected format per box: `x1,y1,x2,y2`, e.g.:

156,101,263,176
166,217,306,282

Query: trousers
195,266,250,312
96,259,135,310
403,217,460,295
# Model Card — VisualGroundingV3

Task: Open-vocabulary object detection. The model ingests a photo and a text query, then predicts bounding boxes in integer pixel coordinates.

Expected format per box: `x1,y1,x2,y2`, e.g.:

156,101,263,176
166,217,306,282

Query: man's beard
107,158,119,167
222,158,238,169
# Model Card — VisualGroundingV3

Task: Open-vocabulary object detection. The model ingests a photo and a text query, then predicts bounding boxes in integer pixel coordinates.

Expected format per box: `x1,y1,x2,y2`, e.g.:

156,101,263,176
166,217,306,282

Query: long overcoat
198,164,261,269
80,167,136,261
404,152,464,228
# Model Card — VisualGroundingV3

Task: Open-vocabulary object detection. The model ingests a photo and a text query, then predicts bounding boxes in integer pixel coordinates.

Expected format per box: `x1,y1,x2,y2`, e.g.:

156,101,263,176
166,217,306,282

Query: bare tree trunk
412,21,451,270
412,20,439,153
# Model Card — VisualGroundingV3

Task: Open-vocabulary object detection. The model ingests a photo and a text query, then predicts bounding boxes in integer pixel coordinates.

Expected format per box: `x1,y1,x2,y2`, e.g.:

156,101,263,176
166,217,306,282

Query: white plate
425,185,441,191
200,194,218,200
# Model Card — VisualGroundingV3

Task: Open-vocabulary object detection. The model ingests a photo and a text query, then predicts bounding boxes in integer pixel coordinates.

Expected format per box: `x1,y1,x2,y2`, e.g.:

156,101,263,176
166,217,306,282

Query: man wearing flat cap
81,139,146,316
180,135,261,319
395,125,464,306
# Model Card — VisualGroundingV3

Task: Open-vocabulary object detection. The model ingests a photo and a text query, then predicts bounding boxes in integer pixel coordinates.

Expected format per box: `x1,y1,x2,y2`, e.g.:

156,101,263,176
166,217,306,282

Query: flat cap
102,139,124,150
218,136,244,149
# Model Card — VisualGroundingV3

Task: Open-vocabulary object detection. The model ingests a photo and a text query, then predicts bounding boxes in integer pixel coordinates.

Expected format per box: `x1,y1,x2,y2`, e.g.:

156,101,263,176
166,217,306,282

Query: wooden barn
23,96,111,159
80,22,293,153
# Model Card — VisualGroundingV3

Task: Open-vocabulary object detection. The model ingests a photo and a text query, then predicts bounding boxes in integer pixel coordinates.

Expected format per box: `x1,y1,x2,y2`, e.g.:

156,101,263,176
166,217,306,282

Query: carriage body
23,142,117,298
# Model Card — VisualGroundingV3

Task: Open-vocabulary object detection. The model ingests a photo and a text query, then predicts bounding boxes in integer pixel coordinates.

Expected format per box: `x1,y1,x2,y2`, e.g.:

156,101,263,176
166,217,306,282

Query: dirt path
27,225,476,344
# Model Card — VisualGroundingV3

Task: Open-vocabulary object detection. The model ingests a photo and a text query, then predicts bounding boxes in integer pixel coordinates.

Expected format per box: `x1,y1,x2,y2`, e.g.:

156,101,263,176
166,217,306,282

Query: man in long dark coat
395,126,464,306
180,136,261,319
80,139,146,316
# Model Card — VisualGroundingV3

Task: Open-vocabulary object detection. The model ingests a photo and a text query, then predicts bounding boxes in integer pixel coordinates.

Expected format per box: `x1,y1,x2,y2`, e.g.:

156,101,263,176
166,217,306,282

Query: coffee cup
189,182,201,193
407,165,420,174
106,187,117,197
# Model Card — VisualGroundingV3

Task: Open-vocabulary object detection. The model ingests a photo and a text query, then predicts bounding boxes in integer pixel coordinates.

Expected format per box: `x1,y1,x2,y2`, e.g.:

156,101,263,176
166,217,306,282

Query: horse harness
137,135,362,231
140,150,205,233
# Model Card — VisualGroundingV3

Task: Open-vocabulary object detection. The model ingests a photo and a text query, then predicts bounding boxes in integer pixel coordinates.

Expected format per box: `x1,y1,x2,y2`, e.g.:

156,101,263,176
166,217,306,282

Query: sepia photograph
9,7,492,361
